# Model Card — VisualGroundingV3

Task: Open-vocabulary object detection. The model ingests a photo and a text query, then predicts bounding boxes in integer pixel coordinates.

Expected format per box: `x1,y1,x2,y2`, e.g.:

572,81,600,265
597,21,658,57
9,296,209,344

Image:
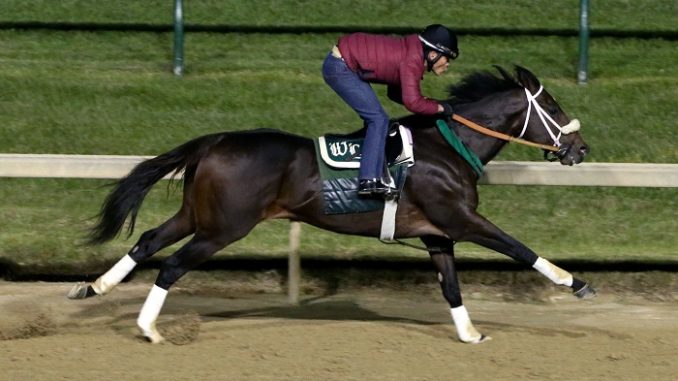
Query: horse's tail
87,133,223,245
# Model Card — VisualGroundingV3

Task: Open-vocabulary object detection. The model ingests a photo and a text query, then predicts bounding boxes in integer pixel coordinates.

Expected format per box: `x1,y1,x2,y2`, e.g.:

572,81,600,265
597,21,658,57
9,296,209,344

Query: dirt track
1,278,677,381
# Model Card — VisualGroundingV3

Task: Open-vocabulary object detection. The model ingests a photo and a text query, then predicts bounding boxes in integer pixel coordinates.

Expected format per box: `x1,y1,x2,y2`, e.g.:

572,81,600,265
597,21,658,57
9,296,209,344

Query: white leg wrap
92,255,137,295
450,305,483,343
533,257,573,287
137,285,168,343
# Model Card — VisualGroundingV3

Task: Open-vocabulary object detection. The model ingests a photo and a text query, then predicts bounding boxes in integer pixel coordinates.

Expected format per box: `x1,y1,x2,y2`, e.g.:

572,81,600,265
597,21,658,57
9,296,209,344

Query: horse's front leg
421,235,490,344
456,212,596,299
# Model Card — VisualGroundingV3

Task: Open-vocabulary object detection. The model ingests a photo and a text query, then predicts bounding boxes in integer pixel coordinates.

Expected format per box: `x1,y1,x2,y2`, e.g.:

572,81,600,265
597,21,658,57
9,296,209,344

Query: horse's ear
514,65,541,91
493,65,515,84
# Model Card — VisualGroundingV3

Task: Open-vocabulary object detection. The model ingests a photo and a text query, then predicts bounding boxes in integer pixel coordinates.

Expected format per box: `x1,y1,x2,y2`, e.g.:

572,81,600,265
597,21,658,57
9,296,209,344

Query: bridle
451,85,581,161
518,85,581,148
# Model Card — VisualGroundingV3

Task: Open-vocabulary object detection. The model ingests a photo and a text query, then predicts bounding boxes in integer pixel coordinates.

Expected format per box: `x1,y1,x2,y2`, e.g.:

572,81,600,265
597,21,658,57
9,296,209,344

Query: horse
68,65,595,344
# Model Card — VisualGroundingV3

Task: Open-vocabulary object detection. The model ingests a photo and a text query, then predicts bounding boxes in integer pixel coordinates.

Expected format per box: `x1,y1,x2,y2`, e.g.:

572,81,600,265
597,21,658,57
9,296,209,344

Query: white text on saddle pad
329,141,361,158
318,125,415,169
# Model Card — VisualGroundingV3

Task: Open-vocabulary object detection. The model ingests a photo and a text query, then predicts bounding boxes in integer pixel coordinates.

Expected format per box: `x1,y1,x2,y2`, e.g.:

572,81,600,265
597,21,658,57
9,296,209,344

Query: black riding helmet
419,24,459,71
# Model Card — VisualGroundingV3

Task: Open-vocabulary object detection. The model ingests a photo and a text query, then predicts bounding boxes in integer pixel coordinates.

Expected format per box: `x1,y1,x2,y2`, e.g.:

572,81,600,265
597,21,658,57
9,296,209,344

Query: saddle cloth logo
317,125,415,169
328,141,361,160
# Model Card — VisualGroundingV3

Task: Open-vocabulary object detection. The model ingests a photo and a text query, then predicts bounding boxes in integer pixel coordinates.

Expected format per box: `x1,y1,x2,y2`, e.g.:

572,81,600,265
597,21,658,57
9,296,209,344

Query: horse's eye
548,106,559,115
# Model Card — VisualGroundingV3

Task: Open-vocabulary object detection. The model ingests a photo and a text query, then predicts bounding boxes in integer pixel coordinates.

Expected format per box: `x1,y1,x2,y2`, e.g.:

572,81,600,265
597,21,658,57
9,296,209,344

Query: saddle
317,123,415,169
313,123,415,215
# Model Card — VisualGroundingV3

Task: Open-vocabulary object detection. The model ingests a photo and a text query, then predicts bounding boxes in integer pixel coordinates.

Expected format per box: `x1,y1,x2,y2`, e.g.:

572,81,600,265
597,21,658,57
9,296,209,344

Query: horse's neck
452,94,524,163
452,117,507,164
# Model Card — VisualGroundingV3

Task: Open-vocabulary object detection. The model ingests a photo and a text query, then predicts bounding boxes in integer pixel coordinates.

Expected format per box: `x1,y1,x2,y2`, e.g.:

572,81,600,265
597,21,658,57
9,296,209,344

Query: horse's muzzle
545,144,589,166
544,147,568,162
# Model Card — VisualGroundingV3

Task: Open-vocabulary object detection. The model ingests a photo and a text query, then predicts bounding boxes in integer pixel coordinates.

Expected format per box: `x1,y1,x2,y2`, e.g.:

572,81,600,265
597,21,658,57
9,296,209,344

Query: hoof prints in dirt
161,312,202,345
0,302,57,341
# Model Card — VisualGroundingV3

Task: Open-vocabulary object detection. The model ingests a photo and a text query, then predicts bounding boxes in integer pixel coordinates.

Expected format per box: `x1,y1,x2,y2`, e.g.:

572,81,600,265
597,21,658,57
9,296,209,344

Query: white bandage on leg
450,305,483,343
92,254,138,295
532,257,573,287
137,285,168,343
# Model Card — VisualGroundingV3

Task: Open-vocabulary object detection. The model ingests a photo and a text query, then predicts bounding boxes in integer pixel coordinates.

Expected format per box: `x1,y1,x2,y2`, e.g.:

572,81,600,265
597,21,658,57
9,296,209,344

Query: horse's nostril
580,145,589,155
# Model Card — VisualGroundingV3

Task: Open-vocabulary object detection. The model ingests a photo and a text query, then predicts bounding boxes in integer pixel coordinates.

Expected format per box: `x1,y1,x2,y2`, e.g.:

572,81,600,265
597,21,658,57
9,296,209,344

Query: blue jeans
322,53,389,180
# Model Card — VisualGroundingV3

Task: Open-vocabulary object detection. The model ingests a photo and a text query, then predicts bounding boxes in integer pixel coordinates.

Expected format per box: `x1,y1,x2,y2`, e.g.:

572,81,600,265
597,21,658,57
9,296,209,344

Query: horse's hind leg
67,208,194,299
136,227,252,343
136,191,262,342
422,235,489,344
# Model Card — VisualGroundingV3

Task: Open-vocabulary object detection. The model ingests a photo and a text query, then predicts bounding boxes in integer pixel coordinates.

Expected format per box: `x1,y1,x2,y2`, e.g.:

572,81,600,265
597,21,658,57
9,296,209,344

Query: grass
0,2,676,270
1,178,676,273
1,32,676,161
2,0,677,31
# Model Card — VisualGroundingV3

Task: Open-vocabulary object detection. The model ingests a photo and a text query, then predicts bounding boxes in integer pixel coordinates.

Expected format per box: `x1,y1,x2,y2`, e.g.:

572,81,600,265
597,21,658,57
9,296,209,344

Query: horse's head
445,66,589,166
511,66,589,166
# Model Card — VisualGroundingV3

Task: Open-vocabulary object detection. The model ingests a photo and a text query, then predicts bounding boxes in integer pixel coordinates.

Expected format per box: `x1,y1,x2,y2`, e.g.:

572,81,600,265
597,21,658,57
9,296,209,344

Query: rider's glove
440,103,454,117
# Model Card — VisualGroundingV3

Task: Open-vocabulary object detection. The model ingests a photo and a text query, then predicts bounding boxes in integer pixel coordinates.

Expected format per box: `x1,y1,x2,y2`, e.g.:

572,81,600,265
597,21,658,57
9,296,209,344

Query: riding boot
358,178,399,198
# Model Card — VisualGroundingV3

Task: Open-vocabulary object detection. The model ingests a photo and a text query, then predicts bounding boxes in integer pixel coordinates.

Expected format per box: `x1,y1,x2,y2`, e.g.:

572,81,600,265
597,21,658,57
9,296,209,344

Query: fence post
173,0,184,76
288,222,302,304
578,0,590,84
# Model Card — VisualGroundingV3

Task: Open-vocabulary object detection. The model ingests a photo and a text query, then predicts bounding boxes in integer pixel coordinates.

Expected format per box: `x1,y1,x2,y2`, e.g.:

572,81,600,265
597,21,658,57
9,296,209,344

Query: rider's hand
440,103,454,117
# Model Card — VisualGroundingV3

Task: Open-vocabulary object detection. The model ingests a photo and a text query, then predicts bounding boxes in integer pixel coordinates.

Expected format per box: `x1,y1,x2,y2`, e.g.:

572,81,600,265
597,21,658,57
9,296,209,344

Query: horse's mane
447,65,523,105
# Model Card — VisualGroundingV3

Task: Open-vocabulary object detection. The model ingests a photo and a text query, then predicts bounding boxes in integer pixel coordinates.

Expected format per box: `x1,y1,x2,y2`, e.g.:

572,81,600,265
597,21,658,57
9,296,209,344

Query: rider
322,24,459,197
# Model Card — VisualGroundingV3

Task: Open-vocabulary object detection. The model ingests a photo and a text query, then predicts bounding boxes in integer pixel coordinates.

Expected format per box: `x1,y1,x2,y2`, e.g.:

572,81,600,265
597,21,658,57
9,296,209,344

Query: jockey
322,24,459,197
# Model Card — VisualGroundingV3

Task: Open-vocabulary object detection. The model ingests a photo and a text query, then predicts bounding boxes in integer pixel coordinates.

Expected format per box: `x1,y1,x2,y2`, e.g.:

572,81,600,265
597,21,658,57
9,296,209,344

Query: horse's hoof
143,331,165,344
138,324,165,344
67,282,96,299
461,334,492,344
573,283,597,299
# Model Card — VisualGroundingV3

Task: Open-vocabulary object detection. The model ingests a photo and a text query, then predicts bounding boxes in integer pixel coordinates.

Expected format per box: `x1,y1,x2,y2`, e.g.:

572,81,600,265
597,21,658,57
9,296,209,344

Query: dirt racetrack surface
1,278,677,381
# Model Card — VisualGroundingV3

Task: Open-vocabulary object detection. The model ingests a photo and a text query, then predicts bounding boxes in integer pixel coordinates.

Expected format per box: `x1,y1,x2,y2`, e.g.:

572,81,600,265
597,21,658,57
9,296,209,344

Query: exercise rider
322,24,459,197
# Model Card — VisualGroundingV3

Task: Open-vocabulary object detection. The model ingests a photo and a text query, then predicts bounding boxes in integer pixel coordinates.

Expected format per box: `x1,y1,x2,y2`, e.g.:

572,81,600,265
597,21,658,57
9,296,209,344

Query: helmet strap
425,50,443,72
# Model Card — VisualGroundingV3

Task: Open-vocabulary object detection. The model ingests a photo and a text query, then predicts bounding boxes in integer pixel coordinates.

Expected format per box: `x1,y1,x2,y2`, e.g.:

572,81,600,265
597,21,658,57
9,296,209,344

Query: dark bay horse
68,65,595,344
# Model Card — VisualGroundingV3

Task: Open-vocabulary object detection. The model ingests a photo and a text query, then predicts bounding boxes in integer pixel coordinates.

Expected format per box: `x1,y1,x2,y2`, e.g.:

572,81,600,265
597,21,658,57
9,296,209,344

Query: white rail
1,154,677,187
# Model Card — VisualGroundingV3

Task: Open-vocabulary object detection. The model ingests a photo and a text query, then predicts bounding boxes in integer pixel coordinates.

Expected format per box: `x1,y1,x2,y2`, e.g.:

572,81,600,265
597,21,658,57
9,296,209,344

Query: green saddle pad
313,127,411,215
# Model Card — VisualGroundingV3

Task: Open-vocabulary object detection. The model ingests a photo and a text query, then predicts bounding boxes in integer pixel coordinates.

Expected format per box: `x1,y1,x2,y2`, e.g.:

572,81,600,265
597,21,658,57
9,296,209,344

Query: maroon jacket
337,33,440,115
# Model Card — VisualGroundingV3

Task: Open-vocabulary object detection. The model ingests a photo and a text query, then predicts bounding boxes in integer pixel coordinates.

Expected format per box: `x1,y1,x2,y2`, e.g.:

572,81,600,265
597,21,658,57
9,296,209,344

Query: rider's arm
399,61,441,115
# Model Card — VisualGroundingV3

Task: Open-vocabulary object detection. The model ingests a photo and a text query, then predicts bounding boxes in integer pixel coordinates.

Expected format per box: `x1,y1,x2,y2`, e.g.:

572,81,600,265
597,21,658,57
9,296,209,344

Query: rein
451,114,559,152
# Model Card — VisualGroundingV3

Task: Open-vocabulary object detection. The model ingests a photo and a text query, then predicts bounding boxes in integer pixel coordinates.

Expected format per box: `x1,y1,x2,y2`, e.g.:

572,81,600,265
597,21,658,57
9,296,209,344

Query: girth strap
380,198,399,241
379,165,407,241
